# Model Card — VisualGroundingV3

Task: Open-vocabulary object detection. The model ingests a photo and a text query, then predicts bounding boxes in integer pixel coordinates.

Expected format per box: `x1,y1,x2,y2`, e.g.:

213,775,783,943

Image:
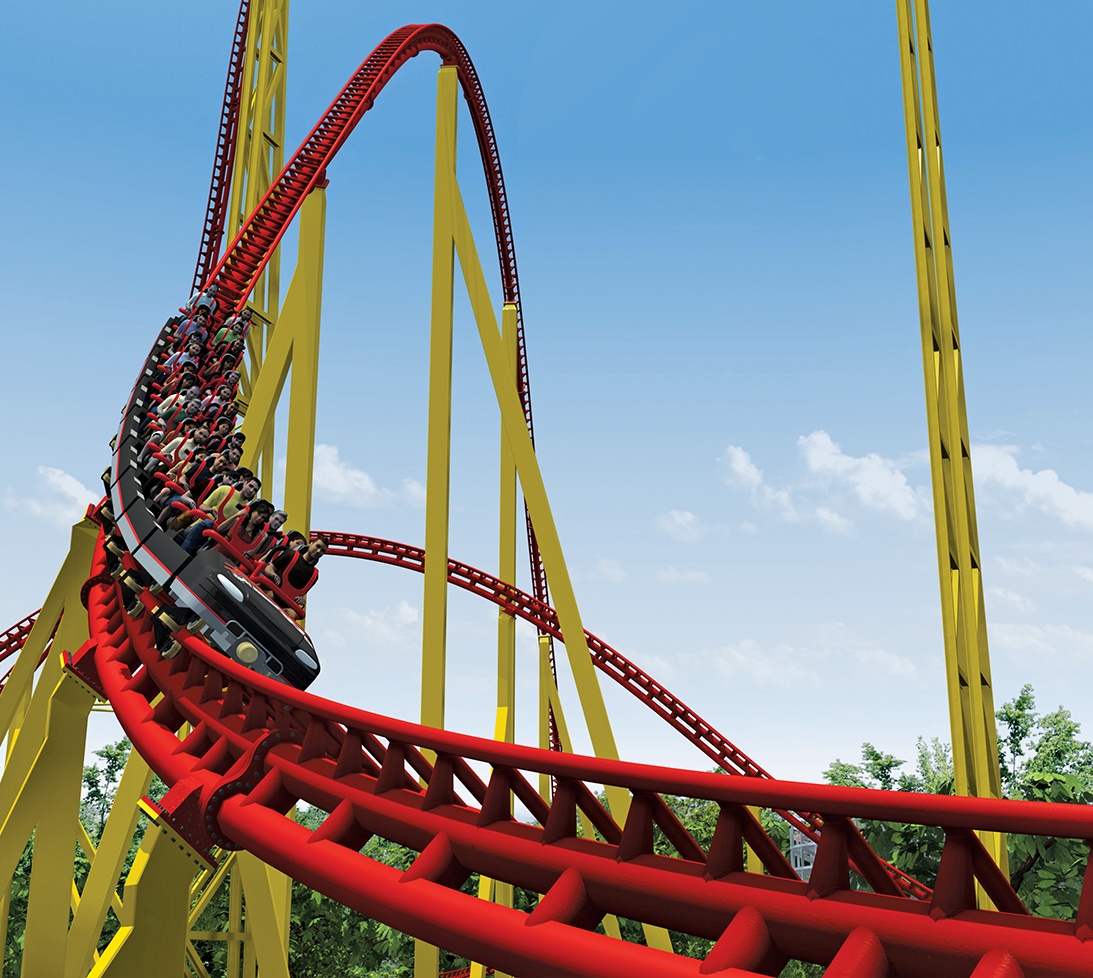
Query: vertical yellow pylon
416,60,459,978
229,0,289,491
420,64,459,743
497,303,518,746
895,0,1006,882
239,182,327,537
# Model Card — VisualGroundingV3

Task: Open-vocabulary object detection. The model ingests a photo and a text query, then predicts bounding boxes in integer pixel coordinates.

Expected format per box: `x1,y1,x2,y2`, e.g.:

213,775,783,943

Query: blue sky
1,2,1090,783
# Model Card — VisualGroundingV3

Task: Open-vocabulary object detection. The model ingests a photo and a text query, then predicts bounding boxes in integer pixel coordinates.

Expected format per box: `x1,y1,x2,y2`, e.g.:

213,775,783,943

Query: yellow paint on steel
90,813,207,978
281,188,326,534
235,852,293,978
420,65,460,751
0,518,97,747
414,63,460,978
65,749,153,977
228,0,289,490
17,670,95,978
894,0,1006,880
537,635,553,803
497,303,519,746
228,0,288,327
238,184,327,533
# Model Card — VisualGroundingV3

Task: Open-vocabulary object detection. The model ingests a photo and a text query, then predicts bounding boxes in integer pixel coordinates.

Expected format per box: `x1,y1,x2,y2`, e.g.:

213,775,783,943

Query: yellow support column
235,852,292,978
497,302,518,745
65,749,154,977
443,162,673,953
894,0,1006,883
416,62,459,978
90,808,209,978
0,518,97,745
239,183,327,532
16,671,96,978
420,64,459,736
537,635,553,803
228,0,289,489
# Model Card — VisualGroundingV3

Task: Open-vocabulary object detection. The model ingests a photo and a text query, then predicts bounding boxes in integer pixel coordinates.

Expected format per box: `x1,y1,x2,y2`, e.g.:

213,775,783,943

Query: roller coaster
1,5,1091,977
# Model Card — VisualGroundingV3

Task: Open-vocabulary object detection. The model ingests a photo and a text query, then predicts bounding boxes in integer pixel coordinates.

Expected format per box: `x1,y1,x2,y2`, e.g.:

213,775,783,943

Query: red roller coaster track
55,22,1093,976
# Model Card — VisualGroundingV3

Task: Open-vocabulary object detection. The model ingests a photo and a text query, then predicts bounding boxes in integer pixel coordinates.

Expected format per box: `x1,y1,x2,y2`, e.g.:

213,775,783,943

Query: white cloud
1074,566,1093,585
798,431,923,521
656,510,703,543
723,446,763,490
694,639,818,685
987,586,1033,613
974,445,1093,530
323,600,420,649
720,446,798,521
991,622,1093,661
815,506,852,534
851,647,917,679
596,558,626,583
312,444,423,508
2,466,98,526
659,566,710,584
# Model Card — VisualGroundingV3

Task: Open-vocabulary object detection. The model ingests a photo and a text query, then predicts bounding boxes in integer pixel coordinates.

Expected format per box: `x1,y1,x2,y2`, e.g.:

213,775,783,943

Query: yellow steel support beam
420,64,459,755
65,749,153,977
0,518,97,747
445,155,620,793
16,670,96,978
229,0,289,490
239,184,327,535
235,852,292,978
0,519,97,978
228,0,287,320
497,303,518,746
470,707,515,978
442,149,673,954
537,635,553,803
227,864,244,977
90,805,210,978
894,0,1006,882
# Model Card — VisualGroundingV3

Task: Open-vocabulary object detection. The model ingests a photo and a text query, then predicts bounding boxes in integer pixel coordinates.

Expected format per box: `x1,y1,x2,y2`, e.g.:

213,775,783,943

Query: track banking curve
73,23,1093,976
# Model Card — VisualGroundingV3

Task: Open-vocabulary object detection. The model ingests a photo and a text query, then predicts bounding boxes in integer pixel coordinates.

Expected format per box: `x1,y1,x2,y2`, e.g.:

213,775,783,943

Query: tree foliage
823,684,1093,915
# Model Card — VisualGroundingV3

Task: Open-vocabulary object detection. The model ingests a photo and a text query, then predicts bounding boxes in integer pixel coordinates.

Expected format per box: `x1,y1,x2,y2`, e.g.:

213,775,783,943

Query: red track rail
0,611,43,690
197,22,560,733
318,531,933,900
77,532,1093,976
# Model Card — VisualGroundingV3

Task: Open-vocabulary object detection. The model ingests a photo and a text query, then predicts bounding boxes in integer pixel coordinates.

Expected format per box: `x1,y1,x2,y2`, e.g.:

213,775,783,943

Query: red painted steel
0,610,46,690
196,23,560,733
0,611,38,668
317,530,931,901
76,23,1093,974
80,532,1093,976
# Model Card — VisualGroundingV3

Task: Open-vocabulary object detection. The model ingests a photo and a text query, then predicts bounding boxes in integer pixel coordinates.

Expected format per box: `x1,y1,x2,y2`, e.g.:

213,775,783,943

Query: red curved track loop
0,611,38,667
0,610,48,690
190,0,250,293
198,23,560,739
317,531,932,900
79,532,1093,977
